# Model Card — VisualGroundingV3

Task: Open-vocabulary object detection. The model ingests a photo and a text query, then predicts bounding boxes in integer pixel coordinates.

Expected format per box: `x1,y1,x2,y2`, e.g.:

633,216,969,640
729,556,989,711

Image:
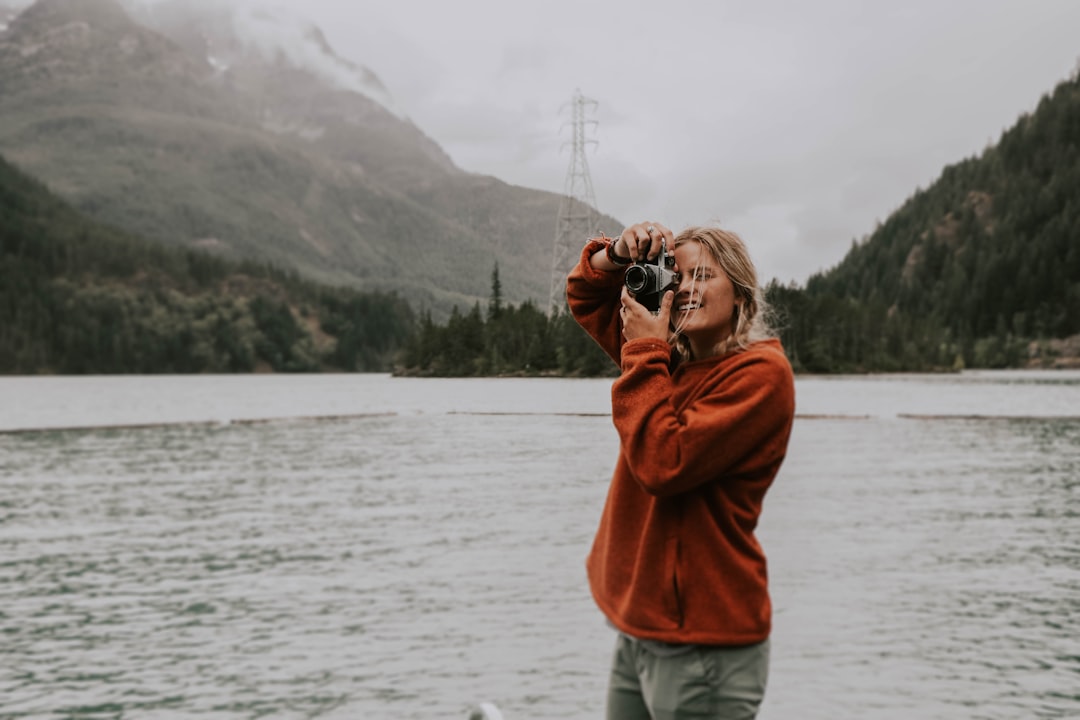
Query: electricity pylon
548,89,601,314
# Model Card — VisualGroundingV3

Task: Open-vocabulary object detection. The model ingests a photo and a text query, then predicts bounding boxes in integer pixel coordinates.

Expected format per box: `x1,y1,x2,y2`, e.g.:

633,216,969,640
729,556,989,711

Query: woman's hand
590,221,676,271
614,221,675,262
620,286,673,342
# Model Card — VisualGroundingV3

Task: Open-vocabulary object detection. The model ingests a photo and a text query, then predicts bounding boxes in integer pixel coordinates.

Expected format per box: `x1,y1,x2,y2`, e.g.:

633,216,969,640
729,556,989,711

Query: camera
624,240,681,313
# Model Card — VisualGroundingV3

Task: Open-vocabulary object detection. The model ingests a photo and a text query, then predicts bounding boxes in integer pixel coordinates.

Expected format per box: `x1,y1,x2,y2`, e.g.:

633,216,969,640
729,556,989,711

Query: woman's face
672,241,737,356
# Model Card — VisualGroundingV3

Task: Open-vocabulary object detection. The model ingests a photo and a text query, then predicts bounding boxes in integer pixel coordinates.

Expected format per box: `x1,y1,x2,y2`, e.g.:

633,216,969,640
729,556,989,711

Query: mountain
0,150,415,374
128,0,403,116
767,70,1080,372
0,0,619,317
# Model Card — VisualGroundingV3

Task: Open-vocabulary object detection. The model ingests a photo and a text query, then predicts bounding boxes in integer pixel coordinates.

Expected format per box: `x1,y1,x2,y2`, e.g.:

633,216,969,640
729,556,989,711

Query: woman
566,222,796,720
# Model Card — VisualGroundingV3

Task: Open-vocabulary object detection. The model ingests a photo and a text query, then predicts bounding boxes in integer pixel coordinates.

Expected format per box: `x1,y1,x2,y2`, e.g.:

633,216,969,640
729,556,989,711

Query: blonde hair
670,226,775,359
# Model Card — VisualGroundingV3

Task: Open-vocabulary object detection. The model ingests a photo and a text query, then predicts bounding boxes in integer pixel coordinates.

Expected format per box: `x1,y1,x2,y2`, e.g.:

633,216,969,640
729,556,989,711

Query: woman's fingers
618,225,646,261
647,223,675,258
620,286,672,341
620,222,674,260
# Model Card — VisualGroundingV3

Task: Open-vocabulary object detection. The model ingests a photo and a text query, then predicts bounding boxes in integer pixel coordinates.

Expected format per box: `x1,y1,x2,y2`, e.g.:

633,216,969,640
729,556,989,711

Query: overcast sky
291,0,1080,285
20,0,1080,285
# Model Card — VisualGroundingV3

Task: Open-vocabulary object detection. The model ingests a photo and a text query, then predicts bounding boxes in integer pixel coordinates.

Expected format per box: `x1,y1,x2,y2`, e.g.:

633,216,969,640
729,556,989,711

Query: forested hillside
0,155,414,374
766,70,1080,372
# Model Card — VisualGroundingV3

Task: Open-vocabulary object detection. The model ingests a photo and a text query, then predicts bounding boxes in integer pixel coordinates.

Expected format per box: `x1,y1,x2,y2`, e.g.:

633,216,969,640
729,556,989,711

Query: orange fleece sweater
567,238,796,646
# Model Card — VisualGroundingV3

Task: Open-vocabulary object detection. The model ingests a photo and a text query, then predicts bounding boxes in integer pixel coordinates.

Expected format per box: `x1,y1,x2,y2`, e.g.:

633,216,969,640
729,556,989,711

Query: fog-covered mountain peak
126,0,400,117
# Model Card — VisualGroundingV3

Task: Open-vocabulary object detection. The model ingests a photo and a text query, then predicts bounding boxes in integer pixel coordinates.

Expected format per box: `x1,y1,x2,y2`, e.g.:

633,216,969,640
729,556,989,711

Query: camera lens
625,265,649,294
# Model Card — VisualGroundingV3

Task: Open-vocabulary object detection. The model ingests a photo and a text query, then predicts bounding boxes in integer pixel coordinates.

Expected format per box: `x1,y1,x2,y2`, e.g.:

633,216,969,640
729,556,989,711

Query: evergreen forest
767,71,1080,372
0,155,414,374
396,264,614,377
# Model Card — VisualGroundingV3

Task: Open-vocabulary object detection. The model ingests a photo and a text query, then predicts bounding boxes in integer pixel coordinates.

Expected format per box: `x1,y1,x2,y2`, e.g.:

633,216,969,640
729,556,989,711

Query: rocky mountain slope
0,0,618,315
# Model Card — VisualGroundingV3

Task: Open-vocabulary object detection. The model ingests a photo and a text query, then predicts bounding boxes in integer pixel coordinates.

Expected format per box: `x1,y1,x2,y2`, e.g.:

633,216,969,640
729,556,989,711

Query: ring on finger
646,225,656,234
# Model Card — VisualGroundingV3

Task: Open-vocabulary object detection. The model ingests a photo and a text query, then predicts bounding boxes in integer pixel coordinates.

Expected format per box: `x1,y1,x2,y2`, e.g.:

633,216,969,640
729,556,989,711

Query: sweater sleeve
611,339,795,497
566,237,627,364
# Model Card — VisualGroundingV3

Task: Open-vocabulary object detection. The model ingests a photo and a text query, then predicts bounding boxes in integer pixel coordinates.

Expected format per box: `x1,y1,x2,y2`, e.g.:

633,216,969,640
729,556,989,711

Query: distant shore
1024,335,1080,369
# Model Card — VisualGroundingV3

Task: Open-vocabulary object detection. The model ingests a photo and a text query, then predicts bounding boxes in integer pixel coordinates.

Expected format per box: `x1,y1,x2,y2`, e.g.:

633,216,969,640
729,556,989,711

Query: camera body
624,241,680,313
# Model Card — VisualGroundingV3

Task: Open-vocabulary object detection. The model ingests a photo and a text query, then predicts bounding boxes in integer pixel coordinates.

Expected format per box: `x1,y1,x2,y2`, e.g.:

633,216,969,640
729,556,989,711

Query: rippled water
2,372,1079,719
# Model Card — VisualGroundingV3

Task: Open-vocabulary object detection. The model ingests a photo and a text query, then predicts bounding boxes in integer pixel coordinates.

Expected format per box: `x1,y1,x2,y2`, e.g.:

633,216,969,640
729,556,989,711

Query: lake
1,371,1078,719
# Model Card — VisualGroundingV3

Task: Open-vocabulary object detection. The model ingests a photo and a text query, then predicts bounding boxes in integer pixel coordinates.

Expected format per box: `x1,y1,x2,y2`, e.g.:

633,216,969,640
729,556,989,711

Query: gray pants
605,634,770,720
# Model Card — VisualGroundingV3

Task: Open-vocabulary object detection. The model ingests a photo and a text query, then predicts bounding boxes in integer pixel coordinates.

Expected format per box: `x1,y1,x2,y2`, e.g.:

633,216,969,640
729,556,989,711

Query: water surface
2,372,1078,718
